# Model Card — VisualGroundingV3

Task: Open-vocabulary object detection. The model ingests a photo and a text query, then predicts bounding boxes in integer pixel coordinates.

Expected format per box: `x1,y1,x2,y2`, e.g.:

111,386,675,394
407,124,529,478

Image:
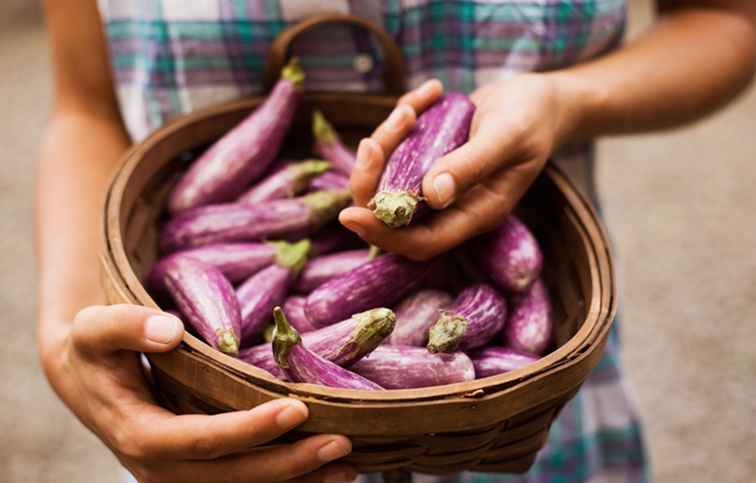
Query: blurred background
1,1,754,482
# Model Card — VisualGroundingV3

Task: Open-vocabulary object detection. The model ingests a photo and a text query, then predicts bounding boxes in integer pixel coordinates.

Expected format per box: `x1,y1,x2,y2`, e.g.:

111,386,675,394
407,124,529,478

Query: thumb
72,304,184,356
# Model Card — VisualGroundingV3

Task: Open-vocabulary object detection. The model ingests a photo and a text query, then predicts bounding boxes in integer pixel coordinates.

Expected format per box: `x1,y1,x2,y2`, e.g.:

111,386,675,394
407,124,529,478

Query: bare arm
37,2,353,482
342,0,756,259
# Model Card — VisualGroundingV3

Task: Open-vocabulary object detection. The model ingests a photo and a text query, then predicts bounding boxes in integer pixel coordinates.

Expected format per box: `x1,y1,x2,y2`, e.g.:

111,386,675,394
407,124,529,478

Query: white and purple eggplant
352,345,474,389
427,284,507,353
272,307,383,390
160,190,351,252
237,159,330,204
312,110,356,176
502,278,553,355
236,240,310,345
281,296,316,333
388,289,454,347
471,216,543,293
294,248,375,293
471,347,539,378
168,59,304,214
309,170,350,192
309,225,362,257
368,93,475,227
240,307,395,376
147,255,241,356
304,253,432,328
170,241,281,283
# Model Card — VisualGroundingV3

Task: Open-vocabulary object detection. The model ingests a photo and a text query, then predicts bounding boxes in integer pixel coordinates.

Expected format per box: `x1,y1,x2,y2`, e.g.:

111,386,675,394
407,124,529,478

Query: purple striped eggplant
312,110,356,176
304,253,432,328
239,340,288,380
168,59,304,214
160,190,351,252
237,159,330,204
427,284,507,353
148,255,241,355
236,240,310,345
471,216,543,293
471,347,539,378
309,225,363,256
309,170,350,192
388,289,454,347
294,248,375,293
282,296,316,333
368,93,475,227
169,242,275,283
352,345,474,389
240,307,395,375
502,278,553,355
272,307,383,390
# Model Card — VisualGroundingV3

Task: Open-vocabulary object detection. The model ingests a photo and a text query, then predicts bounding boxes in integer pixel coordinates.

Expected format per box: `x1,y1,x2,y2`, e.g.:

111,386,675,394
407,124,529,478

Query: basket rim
102,94,618,404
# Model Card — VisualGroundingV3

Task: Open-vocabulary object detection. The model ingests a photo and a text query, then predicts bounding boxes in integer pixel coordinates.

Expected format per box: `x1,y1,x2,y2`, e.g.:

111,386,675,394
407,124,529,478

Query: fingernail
342,220,366,239
386,105,411,131
325,470,358,483
274,401,307,429
432,172,456,208
318,438,351,462
419,79,440,97
144,315,183,344
356,139,373,169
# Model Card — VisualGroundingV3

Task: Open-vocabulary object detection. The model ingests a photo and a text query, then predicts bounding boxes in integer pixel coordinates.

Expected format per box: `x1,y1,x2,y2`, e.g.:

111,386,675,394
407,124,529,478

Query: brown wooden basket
100,14,617,475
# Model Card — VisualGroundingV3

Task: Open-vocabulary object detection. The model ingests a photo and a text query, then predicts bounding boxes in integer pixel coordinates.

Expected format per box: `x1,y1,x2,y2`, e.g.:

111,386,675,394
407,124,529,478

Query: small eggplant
309,170,350,192
471,346,539,378
281,296,317,333
427,284,507,353
272,307,383,390
351,345,475,389
388,289,454,347
171,242,275,283
312,110,356,176
237,159,330,204
502,278,553,355
147,255,241,355
294,248,374,293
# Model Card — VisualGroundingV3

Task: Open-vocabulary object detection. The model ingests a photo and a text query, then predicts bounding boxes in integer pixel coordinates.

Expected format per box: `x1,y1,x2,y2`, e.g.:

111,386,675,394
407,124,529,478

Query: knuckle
191,433,223,459
112,425,148,461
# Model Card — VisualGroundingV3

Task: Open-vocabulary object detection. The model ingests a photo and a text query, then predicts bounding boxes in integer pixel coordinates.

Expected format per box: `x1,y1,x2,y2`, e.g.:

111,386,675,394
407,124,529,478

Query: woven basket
100,14,617,475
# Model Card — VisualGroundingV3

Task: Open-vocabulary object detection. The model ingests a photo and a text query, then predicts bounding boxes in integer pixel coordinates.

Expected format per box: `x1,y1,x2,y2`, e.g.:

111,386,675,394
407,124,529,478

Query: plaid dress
98,1,649,482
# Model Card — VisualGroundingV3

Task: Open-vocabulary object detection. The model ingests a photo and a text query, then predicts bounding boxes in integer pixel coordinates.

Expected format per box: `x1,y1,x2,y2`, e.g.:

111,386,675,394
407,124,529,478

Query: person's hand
340,75,575,260
46,304,355,483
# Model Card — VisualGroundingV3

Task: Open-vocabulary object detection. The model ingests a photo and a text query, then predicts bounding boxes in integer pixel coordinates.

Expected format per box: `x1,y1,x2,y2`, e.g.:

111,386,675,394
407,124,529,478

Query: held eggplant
272,307,383,390
148,255,241,355
388,289,454,347
160,190,351,252
502,278,553,355
471,347,539,378
351,346,474,389
368,93,475,227
236,240,310,345
168,59,304,214
304,253,432,328
237,159,330,204
282,296,317,333
309,170,350,192
240,307,395,372
170,242,275,283
427,284,507,353
294,248,375,293
471,215,543,293
312,110,356,176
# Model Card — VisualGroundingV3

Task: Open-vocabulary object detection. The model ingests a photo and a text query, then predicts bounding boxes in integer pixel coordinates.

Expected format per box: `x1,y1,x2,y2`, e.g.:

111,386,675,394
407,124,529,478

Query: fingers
72,304,183,356
368,104,416,165
129,398,310,461
350,138,387,207
398,78,444,113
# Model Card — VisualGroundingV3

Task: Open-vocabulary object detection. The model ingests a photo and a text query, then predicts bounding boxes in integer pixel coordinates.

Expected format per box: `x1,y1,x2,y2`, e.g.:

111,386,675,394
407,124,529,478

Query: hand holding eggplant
341,75,571,260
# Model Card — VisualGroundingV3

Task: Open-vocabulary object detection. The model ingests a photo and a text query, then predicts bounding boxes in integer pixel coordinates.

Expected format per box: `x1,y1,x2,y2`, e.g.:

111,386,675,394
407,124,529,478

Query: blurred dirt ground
1,1,754,482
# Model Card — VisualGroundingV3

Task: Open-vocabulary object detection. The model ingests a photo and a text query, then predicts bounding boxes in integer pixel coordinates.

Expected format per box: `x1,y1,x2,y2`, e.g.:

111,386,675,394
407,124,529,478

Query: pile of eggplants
146,60,555,391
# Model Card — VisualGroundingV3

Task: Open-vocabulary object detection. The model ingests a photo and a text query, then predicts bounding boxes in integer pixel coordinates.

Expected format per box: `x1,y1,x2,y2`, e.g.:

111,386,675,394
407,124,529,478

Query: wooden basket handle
263,13,407,94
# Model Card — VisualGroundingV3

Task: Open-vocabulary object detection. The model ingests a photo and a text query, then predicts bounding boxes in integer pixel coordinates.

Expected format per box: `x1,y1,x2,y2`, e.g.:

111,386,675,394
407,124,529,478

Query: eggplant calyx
351,308,396,348
281,57,305,87
303,190,352,223
216,329,240,356
272,240,311,273
369,191,419,228
427,312,468,353
312,110,338,144
294,159,331,177
272,306,301,369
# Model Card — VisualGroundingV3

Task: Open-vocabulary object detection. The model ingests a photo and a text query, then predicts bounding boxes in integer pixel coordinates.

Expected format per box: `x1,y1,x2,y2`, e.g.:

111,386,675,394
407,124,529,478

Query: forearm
36,109,130,369
551,4,756,141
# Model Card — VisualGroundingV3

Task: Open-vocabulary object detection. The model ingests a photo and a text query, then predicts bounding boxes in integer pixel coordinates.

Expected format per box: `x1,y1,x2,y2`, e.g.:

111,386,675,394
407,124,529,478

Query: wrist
546,70,610,145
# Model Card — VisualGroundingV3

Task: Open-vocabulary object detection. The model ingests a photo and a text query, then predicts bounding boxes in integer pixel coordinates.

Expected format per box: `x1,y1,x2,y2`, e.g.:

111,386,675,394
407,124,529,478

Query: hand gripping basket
100,14,617,475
